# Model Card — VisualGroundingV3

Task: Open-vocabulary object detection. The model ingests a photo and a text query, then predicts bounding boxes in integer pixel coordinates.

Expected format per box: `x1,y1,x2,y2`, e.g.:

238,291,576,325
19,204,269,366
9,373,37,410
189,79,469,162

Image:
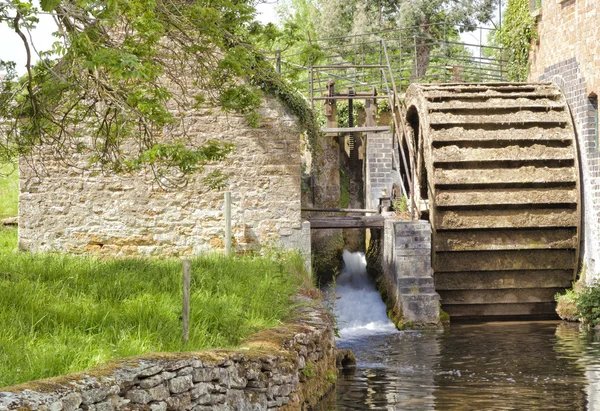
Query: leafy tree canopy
0,0,315,188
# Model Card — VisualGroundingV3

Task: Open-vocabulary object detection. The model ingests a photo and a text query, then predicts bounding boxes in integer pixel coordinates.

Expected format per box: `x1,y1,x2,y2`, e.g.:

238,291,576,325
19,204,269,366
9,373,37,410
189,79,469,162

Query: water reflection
333,322,600,410
326,252,600,410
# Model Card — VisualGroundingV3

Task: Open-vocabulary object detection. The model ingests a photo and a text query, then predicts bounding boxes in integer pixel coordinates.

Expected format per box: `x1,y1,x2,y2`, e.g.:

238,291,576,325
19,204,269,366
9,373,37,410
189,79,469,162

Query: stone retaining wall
0,296,335,411
381,220,440,328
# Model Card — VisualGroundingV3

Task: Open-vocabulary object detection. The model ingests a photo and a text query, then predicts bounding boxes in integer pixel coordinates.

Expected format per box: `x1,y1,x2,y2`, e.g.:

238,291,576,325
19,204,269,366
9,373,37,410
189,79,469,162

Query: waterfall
330,250,397,339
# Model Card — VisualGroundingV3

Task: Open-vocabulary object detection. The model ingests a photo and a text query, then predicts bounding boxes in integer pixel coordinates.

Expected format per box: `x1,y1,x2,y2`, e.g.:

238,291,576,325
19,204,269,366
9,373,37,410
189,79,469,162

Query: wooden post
225,191,232,256
182,260,191,345
325,81,337,138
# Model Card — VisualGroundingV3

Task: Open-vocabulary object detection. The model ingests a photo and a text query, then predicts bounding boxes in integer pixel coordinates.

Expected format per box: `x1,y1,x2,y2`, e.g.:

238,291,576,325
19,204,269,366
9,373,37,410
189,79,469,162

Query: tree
0,0,313,188
284,0,499,80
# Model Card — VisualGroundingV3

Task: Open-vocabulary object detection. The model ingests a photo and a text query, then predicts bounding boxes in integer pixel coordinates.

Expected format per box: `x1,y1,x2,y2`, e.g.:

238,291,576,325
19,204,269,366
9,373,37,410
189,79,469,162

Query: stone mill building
18,95,309,257
529,0,600,281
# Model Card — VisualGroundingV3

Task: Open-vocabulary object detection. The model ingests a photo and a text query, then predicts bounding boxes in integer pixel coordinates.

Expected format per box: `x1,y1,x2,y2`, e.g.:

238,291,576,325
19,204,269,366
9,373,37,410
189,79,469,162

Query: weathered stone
159,371,176,381
139,366,164,378
90,399,114,411
164,360,192,372
176,367,193,377
189,384,209,400
81,386,118,405
147,384,170,402
149,401,167,411
165,392,191,410
168,376,193,394
192,368,219,383
61,393,82,411
125,390,152,405
139,374,164,389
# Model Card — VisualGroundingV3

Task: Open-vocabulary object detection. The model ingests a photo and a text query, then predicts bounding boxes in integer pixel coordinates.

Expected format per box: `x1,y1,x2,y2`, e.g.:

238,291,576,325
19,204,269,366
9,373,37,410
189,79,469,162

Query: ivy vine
495,0,538,81
249,54,321,159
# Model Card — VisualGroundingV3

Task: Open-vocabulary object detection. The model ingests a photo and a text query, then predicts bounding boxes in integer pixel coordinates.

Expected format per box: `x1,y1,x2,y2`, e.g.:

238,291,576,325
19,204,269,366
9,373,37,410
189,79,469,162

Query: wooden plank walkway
307,216,384,229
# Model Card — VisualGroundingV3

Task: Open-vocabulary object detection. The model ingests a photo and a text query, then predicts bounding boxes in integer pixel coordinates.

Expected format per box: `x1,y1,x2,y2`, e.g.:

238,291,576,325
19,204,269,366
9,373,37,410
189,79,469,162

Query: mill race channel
323,251,600,410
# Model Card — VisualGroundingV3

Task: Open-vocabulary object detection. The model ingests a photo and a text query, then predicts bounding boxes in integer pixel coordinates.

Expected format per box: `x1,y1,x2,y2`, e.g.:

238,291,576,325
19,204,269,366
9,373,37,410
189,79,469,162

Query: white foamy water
330,250,398,339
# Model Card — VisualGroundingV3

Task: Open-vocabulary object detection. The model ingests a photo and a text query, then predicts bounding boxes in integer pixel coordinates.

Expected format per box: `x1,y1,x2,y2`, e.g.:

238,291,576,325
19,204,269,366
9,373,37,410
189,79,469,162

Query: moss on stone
439,308,450,327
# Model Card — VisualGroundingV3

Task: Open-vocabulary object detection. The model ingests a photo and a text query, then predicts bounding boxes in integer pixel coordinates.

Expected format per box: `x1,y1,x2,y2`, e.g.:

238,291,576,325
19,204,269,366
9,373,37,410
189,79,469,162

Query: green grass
0,227,310,387
0,162,18,219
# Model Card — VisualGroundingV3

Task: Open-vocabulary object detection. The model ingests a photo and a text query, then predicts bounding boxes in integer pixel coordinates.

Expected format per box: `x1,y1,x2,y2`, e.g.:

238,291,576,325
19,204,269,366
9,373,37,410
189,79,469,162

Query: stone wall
0,296,336,411
529,0,600,280
381,220,440,328
19,96,308,257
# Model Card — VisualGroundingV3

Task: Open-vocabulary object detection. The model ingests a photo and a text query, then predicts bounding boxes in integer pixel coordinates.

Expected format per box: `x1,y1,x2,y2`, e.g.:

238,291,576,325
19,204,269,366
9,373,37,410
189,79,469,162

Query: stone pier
382,220,440,327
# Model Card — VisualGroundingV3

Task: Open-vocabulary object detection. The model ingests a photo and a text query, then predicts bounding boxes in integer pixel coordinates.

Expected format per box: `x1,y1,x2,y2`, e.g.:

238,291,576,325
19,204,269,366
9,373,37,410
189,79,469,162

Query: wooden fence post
225,191,232,256
182,260,191,345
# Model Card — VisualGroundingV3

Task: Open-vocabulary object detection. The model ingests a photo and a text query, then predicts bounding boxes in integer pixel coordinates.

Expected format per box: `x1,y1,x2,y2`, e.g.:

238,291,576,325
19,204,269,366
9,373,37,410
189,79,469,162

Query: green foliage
302,361,316,378
324,369,337,383
339,168,351,209
491,0,537,81
249,55,320,159
0,227,310,387
0,163,18,219
555,287,579,321
336,101,364,129
0,1,319,184
576,285,600,327
392,196,408,213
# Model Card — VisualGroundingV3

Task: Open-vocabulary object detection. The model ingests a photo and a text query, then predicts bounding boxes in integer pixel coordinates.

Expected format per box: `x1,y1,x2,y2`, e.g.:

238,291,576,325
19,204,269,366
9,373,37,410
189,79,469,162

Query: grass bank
0,162,18,219
0,227,311,388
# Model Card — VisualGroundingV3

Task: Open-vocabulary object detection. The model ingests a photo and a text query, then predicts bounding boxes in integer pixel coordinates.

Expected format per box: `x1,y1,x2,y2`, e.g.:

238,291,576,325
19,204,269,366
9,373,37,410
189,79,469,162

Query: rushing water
325,251,600,410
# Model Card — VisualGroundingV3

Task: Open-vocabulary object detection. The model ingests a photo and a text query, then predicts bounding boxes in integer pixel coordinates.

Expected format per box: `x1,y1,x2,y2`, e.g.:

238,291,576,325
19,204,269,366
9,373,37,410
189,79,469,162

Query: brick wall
365,132,400,210
530,1,600,280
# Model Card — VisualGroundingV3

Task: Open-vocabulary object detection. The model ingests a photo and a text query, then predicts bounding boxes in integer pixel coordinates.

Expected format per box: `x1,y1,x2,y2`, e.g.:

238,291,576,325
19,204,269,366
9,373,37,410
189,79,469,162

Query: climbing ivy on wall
250,55,320,160
494,0,538,81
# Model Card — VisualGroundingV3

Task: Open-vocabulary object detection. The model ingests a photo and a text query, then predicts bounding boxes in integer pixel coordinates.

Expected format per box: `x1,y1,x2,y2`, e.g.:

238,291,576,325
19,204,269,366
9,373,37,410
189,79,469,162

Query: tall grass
0,162,18,219
0,227,309,387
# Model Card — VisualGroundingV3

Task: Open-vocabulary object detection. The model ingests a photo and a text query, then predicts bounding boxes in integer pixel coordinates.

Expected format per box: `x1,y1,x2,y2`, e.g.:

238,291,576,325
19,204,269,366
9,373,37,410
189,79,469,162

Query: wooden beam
302,208,379,213
307,216,385,229
313,95,390,101
320,126,390,133
313,65,387,69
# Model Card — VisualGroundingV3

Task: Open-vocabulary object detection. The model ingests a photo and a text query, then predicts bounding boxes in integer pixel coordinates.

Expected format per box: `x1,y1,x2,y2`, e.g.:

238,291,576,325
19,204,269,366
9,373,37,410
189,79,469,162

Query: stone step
434,270,574,290
434,208,579,230
399,286,437,295
433,249,576,273
438,288,565,305
397,277,435,287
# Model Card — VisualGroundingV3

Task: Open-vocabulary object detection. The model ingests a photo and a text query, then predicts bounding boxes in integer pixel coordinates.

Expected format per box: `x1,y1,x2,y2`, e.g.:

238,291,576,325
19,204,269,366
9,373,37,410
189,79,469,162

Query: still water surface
326,251,600,410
